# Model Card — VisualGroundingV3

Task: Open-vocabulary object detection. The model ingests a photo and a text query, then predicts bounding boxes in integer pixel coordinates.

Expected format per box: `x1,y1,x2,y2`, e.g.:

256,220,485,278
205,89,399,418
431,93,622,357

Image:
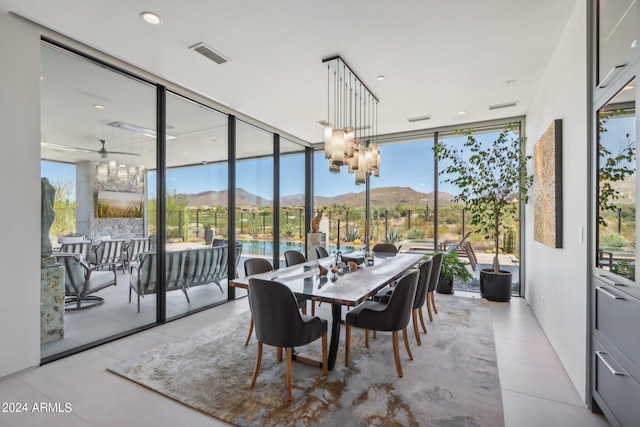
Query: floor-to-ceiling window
280,138,307,264
40,42,157,359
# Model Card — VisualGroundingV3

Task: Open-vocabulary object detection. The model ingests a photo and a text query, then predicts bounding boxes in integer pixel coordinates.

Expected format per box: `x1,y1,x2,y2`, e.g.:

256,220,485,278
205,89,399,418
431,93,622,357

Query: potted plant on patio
434,125,533,301
203,223,213,245
434,251,474,294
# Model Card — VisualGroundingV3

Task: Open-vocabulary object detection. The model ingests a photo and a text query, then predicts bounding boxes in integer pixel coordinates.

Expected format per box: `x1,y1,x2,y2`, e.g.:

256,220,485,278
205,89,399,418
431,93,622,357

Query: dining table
230,250,424,370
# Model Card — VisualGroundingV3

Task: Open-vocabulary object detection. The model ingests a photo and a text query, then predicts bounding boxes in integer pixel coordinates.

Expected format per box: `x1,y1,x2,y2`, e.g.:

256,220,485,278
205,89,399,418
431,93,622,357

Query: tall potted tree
434,125,533,301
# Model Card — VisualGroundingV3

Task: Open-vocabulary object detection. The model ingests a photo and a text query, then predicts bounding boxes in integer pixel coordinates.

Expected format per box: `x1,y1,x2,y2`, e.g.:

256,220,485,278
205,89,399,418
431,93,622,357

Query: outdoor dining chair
248,278,328,401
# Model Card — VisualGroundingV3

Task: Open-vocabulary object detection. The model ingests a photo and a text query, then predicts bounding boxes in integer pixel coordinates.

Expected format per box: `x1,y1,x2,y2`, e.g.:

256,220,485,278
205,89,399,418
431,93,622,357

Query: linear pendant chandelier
322,56,380,185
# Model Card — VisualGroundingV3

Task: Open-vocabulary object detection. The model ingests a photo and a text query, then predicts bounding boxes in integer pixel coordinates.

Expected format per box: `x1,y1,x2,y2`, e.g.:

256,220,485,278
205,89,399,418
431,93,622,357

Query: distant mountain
181,186,456,208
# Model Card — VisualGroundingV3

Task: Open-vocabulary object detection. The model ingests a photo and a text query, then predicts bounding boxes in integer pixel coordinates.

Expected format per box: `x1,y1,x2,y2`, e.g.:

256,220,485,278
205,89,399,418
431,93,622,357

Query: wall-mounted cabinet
591,3,640,426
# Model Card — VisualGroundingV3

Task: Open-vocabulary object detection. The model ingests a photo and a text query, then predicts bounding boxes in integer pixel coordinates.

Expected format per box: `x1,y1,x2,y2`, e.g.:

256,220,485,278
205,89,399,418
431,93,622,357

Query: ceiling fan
41,139,140,159
95,139,140,159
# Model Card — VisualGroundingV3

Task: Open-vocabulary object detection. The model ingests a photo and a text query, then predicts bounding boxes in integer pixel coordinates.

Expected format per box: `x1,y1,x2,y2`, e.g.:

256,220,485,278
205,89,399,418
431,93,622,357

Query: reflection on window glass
598,0,637,86
597,79,636,281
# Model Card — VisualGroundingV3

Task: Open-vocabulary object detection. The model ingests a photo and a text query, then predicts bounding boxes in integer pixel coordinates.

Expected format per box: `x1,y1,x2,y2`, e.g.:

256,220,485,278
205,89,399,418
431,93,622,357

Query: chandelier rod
322,55,379,103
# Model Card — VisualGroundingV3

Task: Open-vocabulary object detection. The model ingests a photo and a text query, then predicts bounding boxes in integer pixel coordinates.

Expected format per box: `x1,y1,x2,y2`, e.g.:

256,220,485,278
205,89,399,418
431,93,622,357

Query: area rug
108,295,503,426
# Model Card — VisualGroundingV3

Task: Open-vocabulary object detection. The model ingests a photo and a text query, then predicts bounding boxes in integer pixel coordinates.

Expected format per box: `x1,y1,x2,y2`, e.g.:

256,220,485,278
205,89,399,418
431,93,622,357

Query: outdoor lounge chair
57,252,117,311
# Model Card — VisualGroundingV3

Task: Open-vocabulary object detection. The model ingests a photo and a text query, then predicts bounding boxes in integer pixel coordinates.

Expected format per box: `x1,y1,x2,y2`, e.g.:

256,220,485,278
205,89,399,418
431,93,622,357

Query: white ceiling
2,0,578,162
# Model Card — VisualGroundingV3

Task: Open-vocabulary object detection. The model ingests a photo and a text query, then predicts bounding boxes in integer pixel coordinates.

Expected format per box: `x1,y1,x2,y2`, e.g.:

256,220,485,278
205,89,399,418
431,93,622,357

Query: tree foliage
434,125,533,272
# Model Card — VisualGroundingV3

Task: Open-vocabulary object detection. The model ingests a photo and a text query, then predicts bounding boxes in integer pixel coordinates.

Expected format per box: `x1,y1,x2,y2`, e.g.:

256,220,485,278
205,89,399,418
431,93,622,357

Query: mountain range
180,186,456,208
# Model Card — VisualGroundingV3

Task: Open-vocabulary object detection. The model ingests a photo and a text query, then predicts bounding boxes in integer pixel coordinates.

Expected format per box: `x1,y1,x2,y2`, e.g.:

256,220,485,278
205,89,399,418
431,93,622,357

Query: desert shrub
600,232,629,248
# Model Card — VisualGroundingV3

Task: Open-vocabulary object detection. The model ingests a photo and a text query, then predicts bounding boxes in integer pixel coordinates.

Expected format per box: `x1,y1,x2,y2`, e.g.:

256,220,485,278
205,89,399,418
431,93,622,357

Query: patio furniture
59,241,90,260
248,278,328,401
122,237,149,272
57,252,117,311
345,269,419,377
88,239,125,272
129,250,188,313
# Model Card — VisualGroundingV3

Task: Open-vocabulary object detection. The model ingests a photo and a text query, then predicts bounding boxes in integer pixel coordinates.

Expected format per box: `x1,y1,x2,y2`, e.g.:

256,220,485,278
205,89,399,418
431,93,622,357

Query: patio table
231,251,424,370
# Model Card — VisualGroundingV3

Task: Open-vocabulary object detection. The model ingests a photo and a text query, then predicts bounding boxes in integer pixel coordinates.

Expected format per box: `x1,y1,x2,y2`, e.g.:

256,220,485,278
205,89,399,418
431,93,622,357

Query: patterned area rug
109,295,503,426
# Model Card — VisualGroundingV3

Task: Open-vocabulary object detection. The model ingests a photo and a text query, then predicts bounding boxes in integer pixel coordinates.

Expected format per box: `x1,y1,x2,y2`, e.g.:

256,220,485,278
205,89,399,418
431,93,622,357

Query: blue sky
41,136,470,201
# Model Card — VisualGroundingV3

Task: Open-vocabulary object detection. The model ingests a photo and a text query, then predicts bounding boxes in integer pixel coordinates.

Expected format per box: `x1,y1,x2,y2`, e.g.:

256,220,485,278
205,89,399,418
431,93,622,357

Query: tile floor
0,293,610,426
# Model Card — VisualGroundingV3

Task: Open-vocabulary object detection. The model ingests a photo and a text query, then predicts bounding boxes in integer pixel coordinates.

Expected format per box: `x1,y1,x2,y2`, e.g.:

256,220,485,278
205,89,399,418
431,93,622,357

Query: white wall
524,0,589,402
0,13,43,377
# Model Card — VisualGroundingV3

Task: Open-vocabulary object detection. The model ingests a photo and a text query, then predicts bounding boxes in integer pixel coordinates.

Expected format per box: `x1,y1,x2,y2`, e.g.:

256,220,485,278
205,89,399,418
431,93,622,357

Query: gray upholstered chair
248,278,328,401
372,243,399,254
284,250,317,315
314,246,329,259
372,258,433,345
243,258,308,346
57,253,117,311
426,252,444,321
284,250,306,267
345,269,419,377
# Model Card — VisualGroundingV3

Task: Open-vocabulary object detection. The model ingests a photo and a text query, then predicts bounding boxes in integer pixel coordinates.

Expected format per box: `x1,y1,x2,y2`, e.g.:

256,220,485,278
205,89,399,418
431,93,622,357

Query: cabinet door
593,340,640,427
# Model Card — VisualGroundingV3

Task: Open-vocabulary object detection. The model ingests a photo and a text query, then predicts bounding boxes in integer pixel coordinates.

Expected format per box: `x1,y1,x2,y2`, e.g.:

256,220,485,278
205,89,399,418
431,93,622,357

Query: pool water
240,240,355,257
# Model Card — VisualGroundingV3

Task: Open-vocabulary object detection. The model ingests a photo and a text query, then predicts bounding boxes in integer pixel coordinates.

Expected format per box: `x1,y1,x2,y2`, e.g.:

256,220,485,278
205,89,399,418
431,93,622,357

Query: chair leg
286,347,293,402
345,324,351,366
392,331,403,377
427,293,434,322
403,327,413,361
431,291,438,314
244,315,254,346
412,309,422,345
418,306,428,333
373,330,377,339
277,347,283,362
301,303,307,315
311,299,315,316
322,332,328,376
250,341,263,388
365,329,369,347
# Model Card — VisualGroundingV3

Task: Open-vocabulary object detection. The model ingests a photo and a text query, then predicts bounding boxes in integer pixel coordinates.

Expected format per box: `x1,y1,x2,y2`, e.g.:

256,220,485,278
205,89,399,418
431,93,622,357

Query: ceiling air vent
489,101,518,110
189,43,228,64
407,115,431,123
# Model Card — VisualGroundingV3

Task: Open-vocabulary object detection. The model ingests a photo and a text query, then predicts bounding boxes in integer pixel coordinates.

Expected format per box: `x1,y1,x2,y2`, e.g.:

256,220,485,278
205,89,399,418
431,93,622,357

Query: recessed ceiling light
457,110,467,115
140,12,162,25
93,104,105,110
377,75,385,81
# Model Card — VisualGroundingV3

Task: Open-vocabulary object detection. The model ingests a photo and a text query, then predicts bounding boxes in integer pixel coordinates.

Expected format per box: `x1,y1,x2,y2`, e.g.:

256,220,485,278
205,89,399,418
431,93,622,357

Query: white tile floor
0,293,610,427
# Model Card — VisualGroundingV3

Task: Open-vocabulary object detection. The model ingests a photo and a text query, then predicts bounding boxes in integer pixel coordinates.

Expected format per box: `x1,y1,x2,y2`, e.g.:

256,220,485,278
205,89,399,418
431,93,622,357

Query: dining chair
345,269,419,377
243,258,308,346
314,246,329,259
372,259,432,345
248,278,328,401
284,250,316,314
284,250,306,267
122,237,149,272
426,252,444,322
59,241,91,261
88,239,125,272
372,243,399,254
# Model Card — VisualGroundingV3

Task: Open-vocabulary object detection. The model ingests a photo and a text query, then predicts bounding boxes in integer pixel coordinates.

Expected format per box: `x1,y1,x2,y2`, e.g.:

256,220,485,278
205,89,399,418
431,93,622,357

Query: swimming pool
239,240,355,257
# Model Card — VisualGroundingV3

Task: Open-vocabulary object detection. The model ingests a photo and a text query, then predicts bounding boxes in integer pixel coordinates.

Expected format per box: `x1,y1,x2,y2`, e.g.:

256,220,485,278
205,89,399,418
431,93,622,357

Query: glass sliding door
235,121,274,292
160,92,229,318
280,138,307,264
40,43,157,359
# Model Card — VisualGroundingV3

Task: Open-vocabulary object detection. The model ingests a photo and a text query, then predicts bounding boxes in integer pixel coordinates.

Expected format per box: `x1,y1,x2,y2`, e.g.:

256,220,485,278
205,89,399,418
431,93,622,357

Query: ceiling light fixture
377,75,385,80
322,56,380,185
107,121,176,140
457,110,467,115
407,115,431,123
488,101,518,110
93,104,105,110
140,12,162,25
41,142,91,153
